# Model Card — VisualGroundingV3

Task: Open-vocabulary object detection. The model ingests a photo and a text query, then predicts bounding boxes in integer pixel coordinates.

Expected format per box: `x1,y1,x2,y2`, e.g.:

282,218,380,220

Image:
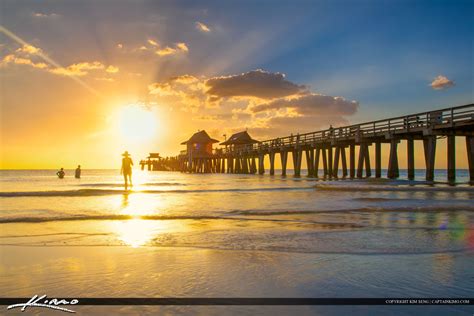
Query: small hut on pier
220,131,259,151
140,153,163,171
181,130,219,158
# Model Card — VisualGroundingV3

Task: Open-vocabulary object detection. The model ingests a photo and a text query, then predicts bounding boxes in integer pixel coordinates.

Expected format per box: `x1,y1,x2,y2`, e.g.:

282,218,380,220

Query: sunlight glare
116,104,158,143
113,219,157,248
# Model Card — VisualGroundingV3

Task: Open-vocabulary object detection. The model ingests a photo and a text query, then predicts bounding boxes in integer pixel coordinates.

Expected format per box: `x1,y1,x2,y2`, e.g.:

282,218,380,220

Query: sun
116,104,158,143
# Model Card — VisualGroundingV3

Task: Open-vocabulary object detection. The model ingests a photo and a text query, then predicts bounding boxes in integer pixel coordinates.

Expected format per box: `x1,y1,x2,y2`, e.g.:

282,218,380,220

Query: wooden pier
177,103,474,182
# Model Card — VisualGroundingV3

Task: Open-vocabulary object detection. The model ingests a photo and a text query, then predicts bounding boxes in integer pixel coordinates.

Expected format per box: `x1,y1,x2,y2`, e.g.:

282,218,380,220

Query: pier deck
176,103,474,181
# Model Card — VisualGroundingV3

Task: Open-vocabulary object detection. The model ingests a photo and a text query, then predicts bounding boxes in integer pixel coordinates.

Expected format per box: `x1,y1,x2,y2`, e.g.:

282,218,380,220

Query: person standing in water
120,151,133,190
75,165,81,179
56,168,65,179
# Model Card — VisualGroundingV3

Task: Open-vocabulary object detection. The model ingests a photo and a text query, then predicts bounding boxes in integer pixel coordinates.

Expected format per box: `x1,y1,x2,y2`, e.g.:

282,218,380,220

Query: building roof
220,131,259,145
181,130,219,145
147,153,161,159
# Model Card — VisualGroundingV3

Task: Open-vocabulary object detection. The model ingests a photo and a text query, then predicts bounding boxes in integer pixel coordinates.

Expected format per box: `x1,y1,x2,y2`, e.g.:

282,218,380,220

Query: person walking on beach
121,151,133,190
56,168,65,179
75,165,81,179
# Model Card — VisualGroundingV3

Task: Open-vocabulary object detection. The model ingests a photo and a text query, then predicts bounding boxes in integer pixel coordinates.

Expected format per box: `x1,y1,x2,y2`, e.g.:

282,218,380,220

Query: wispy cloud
1,44,45,68
31,12,61,18
147,39,159,47
156,46,177,56
0,54,48,69
176,42,189,52
49,61,105,76
134,39,189,56
106,65,119,73
195,21,211,32
16,44,42,55
95,77,114,82
1,42,119,78
430,75,454,90
0,24,102,97
155,43,188,56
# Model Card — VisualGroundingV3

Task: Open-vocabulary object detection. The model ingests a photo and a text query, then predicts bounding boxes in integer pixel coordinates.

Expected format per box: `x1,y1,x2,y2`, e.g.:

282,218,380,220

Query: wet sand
1,245,473,315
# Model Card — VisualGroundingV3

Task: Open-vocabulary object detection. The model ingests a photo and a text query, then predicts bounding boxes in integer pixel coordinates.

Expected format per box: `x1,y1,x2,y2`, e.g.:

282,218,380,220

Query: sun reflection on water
112,219,159,248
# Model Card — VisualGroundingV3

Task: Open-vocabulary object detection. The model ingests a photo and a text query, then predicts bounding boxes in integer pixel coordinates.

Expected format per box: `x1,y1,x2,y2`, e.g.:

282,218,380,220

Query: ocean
0,169,473,315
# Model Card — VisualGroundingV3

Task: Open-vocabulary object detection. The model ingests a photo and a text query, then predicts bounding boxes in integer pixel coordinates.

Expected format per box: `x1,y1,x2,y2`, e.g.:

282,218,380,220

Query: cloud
196,21,211,32
1,44,119,78
49,61,105,76
430,75,454,90
147,69,359,137
95,77,114,82
172,74,199,84
148,82,174,96
205,69,307,99
147,39,159,47
0,54,48,69
16,44,41,55
148,74,207,112
176,42,189,52
1,45,45,69
251,93,358,116
155,43,189,56
156,46,177,56
32,12,61,18
133,39,189,56
106,65,119,73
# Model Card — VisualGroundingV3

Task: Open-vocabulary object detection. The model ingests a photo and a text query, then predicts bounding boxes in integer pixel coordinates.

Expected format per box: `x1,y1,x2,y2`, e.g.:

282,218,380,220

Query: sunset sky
1,0,473,169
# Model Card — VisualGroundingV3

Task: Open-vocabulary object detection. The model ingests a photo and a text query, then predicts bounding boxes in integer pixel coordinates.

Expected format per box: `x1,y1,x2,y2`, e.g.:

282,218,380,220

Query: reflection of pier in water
176,104,474,182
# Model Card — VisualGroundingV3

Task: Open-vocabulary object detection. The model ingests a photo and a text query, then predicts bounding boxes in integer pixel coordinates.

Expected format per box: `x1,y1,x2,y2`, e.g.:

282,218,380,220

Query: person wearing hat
120,151,134,190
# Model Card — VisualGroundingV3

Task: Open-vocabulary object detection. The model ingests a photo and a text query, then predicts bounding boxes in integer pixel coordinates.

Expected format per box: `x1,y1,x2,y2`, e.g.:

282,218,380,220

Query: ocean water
0,169,473,315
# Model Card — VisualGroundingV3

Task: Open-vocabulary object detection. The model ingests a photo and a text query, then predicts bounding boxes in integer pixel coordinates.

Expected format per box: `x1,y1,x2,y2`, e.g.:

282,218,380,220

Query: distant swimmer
75,165,81,179
56,168,65,179
120,151,133,190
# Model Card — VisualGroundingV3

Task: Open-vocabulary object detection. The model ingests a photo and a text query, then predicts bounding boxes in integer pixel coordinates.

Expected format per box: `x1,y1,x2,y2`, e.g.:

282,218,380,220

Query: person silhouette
75,165,81,179
120,151,133,190
56,168,65,179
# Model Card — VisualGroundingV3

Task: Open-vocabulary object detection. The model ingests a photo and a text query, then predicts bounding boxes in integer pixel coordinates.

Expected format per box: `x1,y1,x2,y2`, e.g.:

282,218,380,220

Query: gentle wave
0,214,364,227
0,187,311,197
315,184,474,192
0,214,217,223
231,205,474,215
2,205,474,223
79,182,186,187
353,197,407,202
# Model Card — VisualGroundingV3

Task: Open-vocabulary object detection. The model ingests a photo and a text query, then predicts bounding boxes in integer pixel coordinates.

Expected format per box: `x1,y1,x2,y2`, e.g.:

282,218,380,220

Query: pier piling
447,135,455,182
423,136,437,181
467,136,474,182
407,138,415,180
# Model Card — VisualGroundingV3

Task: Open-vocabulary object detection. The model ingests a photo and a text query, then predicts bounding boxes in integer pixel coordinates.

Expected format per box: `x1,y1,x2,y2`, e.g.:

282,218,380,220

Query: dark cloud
205,69,306,99
147,70,359,139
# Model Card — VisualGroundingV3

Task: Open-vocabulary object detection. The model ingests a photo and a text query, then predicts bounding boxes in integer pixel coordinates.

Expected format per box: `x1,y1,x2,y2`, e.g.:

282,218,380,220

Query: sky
0,0,472,169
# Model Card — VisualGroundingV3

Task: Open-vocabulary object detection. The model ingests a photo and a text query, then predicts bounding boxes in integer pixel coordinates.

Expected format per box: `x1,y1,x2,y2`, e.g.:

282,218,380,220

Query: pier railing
222,103,474,155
